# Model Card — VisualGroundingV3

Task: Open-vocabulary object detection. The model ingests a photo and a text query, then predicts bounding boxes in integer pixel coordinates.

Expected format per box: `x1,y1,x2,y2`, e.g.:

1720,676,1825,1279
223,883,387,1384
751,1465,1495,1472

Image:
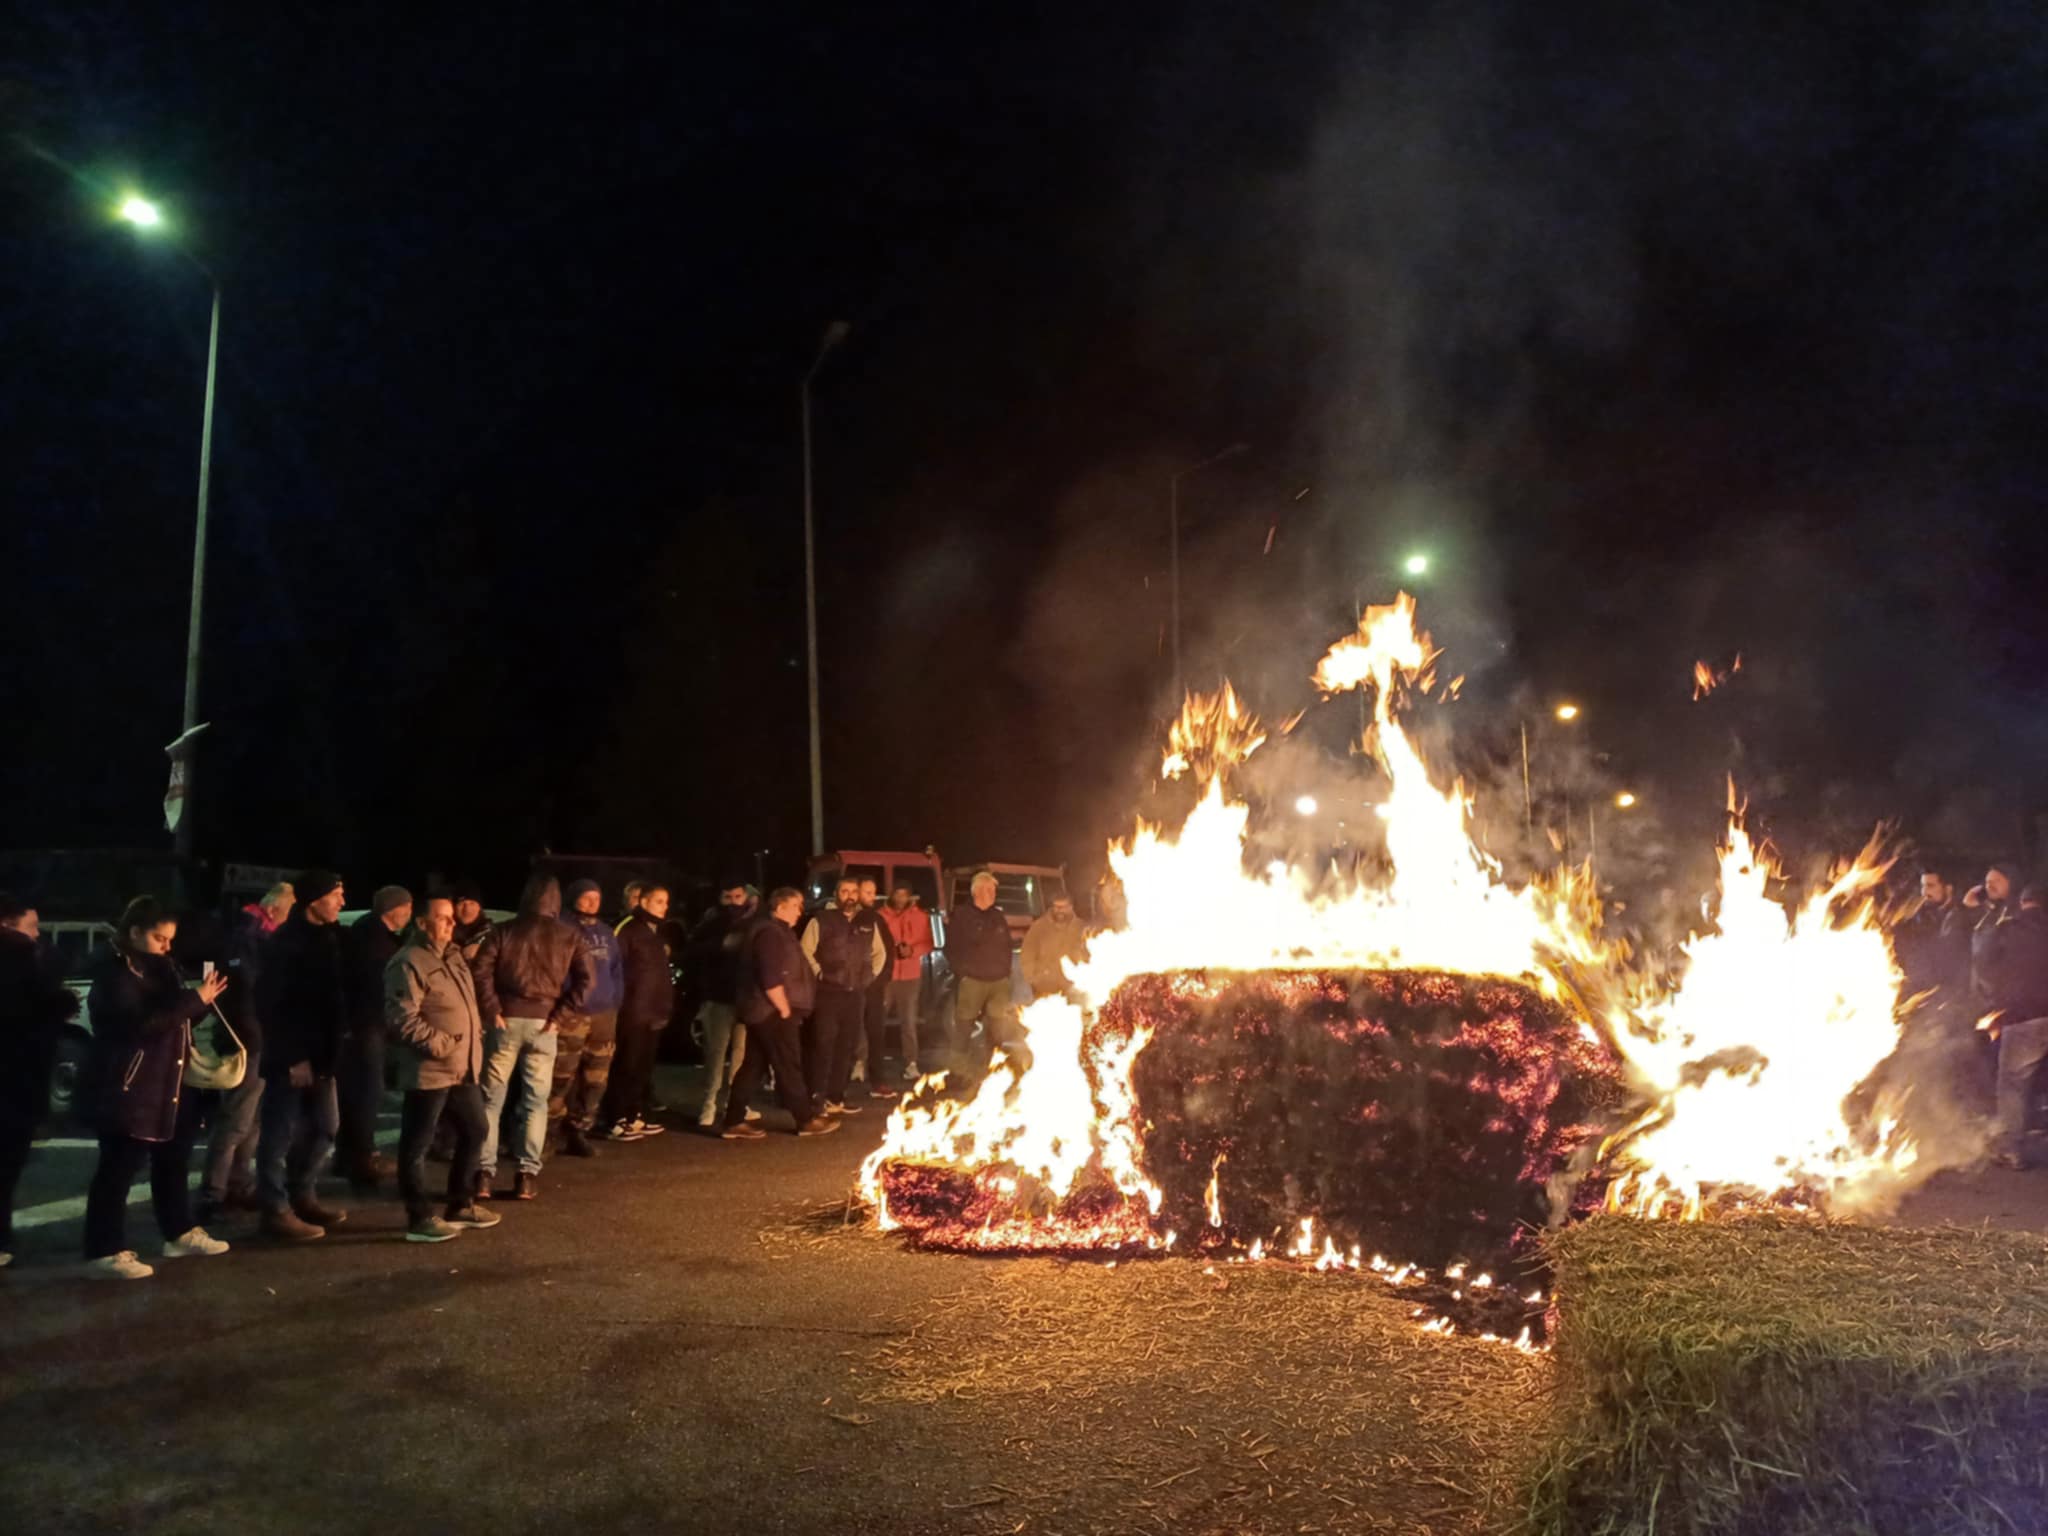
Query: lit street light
1554,702,1581,722
1615,791,1639,809
1294,794,1319,817
1402,552,1430,578
117,189,219,857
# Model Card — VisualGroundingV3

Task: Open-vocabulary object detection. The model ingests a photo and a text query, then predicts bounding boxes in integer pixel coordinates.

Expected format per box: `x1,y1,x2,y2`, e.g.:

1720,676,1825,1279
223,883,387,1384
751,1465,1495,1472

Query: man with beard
689,883,759,1131
472,875,594,1200
852,878,899,1101
722,889,839,1139
801,878,887,1115
1022,894,1089,1001
255,870,352,1241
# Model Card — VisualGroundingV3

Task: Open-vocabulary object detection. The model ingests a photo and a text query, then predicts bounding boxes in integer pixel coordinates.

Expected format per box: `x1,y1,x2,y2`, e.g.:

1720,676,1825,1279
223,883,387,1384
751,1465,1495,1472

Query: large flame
861,595,1914,1244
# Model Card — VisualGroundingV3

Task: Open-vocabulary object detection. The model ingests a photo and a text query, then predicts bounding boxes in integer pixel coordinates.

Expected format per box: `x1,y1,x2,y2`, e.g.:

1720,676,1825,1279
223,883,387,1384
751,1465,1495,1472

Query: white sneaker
162,1227,231,1259
86,1251,154,1280
744,1106,762,1122
627,1117,666,1137
902,1060,921,1080
0,1250,13,1269
851,1059,868,1083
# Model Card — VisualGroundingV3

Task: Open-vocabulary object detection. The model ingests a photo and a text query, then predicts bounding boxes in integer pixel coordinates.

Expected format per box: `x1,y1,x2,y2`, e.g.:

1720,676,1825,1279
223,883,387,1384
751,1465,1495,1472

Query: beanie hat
372,884,413,916
564,878,602,903
295,869,342,906
451,880,482,905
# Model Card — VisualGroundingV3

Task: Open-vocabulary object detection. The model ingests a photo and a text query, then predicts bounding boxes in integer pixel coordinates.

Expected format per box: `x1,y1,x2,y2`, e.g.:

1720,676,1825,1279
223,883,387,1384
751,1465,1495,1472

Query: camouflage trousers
548,1010,617,1133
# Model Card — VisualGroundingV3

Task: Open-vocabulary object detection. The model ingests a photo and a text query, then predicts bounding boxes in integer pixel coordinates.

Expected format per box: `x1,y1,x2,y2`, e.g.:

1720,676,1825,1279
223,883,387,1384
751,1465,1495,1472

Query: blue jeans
201,1051,265,1201
257,1073,339,1212
480,1017,558,1175
696,1003,746,1126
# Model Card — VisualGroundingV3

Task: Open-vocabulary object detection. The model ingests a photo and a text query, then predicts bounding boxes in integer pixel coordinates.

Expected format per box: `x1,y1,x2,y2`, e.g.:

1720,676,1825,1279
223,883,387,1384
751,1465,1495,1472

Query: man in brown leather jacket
470,875,593,1200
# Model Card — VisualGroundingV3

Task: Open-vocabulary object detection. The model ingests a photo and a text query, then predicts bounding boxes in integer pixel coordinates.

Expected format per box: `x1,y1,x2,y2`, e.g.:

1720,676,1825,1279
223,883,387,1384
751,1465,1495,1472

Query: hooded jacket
562,911,626,1016
88,949,205,1142
473,877,594,1027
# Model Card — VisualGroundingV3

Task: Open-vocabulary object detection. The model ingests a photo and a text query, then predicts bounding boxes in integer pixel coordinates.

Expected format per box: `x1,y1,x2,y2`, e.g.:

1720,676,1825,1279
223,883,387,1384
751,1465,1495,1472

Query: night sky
5,2,2045,909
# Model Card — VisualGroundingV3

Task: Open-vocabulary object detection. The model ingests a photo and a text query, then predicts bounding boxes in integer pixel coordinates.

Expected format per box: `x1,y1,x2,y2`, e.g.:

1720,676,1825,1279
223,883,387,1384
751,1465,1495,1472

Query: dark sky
4,1,2046,906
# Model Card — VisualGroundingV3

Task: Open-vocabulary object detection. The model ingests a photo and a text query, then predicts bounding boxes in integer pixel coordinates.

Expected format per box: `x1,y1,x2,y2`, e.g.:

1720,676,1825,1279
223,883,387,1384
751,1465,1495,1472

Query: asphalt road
6,1064,2047,1536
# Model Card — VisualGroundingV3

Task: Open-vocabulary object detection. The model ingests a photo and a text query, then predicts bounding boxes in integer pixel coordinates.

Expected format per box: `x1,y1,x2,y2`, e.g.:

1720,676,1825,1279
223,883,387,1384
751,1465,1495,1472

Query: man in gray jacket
386,897,502,1243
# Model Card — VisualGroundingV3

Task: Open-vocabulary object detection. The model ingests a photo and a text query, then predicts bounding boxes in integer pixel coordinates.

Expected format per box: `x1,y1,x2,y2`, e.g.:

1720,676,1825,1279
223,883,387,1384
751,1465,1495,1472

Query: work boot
561,1124,599,1158
515,1172,540,1200
796,1116,843,1138
263,1207,325,1242
293,1199,348,1229
472,1169,495,1202
721,1122,767,1141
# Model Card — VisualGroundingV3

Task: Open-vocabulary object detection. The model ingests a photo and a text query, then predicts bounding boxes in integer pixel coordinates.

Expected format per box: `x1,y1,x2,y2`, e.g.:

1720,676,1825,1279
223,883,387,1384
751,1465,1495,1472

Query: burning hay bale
1527,1214,2048,1535
1107,968,1623,1274
875,967,1624,1317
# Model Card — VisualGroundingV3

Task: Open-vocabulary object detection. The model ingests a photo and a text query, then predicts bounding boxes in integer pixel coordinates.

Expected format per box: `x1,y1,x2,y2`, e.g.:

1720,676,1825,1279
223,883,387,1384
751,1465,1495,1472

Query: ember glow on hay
859,595,1917,1291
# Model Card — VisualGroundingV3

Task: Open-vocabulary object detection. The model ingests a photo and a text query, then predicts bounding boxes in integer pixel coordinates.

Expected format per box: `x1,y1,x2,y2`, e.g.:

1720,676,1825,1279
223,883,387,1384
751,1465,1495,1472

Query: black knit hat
564,878,601,903
295,869,342,906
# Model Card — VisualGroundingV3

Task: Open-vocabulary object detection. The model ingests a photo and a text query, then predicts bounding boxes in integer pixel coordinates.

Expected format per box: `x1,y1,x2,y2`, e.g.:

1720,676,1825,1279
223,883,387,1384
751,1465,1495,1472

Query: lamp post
118,194,219,858
1167,442,1248,700
800,320,851,856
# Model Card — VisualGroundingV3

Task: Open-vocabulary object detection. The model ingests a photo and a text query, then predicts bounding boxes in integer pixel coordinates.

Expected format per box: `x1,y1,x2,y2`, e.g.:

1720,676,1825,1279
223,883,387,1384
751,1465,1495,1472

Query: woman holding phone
81,896,234,1278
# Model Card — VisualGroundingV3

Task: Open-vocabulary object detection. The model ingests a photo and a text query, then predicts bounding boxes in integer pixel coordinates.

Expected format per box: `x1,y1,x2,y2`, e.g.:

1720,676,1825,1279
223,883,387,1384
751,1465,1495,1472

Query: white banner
163,723,210,833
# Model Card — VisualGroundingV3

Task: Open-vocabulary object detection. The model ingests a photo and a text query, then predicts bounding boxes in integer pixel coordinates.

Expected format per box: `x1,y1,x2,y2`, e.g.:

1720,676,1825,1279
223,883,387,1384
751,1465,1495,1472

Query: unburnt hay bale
1528,1215,2048,1536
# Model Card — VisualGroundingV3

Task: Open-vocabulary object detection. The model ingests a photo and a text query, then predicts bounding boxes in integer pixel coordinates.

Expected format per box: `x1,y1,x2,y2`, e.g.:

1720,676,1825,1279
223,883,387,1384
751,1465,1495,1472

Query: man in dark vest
722,888,839,1139
800,877,887,1116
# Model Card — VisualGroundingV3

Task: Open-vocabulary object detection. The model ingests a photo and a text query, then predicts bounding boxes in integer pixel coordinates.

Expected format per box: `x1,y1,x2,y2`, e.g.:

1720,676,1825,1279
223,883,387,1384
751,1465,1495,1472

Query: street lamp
1614,791,1638,809
1294,794,1319,817
1402,552,1430,578
1554,702,1581,722
118,191,220,858
800,320,851,856
1167,441,1248,700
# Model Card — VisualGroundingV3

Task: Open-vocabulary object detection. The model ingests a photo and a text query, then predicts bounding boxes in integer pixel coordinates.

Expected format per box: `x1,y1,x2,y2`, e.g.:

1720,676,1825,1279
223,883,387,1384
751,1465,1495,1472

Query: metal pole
175,284,220,858
1520,722,1532,833
801,373,824,856
1169,475,1181,701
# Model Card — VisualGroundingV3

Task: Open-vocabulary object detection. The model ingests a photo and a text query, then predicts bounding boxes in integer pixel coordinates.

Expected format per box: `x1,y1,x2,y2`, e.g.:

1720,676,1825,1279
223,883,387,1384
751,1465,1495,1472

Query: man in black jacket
688,883,758,1130
722,889,839,1139
945,871,1020,1075
255,870,352,1241
601,884,675,1139
337,885,411,1194
1,894,79,1265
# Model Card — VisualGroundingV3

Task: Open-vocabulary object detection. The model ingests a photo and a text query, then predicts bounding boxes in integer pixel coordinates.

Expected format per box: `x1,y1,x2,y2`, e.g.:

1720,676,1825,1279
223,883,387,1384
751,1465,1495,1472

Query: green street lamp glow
117,194,162,228
1402,552,1430,577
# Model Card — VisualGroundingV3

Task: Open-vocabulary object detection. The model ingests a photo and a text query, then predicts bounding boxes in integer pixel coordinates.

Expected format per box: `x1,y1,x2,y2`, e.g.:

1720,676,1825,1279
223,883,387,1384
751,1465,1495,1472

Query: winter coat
944,902,1014,983
258,911,348,1078
1,928,78,1123
344,912,406,1038
802,908,886,993
1985,906,2048,1022
740,917,816,1025
87,950,205,1143
615,912,676,1030
878,903,934,983
473,914,593,1026
1021,913,1089,997
218,905,274,1055
561,914,625,1016
384,934,485,1091
688,905,757,1005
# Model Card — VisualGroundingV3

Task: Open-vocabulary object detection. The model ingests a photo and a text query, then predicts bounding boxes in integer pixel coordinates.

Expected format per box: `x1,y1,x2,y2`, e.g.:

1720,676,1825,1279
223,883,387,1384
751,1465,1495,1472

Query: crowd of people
0,865,1098,1277
1891,862,2048,1170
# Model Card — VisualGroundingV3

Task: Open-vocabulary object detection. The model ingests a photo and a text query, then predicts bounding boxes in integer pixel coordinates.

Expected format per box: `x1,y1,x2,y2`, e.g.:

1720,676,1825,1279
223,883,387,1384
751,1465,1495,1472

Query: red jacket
877,903,934,982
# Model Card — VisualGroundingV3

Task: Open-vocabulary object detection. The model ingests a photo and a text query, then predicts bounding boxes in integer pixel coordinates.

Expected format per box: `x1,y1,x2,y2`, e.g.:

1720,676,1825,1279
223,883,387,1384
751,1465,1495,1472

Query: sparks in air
1692,653,1743,700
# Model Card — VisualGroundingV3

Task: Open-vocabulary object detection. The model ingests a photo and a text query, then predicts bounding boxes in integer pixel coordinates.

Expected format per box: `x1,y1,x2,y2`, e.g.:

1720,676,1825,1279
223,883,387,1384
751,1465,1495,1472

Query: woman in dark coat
81,896,232,1279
